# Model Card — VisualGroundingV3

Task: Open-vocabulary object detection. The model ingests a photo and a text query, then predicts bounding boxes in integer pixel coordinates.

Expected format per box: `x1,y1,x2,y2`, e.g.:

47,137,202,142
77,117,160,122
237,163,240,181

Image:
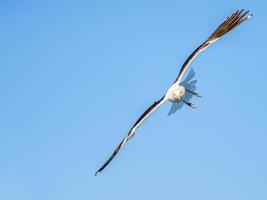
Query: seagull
95,9,251,176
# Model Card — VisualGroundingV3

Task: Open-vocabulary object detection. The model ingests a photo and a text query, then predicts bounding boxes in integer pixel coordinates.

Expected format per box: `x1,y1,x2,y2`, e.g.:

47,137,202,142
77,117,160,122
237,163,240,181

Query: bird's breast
166,84,185,102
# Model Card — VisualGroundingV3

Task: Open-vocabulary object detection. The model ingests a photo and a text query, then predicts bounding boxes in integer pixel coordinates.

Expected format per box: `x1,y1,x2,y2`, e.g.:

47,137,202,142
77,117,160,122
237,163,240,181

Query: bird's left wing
95,96,167,176
174,9,251,84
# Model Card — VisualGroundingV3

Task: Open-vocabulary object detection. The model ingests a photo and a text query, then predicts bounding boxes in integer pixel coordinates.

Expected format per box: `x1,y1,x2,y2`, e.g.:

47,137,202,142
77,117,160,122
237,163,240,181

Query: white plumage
95,9,252,176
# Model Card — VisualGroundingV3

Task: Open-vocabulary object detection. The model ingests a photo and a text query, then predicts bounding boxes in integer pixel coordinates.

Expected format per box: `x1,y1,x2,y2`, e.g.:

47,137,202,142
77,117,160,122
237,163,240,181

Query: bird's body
95,9,252,176
166,84,186,102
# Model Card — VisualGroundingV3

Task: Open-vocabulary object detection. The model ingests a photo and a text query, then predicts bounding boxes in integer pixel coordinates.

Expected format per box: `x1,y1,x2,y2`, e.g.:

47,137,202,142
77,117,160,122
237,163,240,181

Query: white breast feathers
166,84,185,102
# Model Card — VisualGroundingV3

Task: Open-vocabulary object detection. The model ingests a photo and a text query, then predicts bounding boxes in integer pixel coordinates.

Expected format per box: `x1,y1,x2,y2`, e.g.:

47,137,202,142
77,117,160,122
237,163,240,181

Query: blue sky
0,1,266,200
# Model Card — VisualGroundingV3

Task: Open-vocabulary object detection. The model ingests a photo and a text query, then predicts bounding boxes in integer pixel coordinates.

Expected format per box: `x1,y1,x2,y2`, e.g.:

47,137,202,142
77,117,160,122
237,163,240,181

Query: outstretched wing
95,96,167,176
174,9,251,84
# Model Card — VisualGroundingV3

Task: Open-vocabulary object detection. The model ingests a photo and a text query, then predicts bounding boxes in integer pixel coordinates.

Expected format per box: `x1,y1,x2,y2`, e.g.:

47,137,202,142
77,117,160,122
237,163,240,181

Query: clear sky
0,1,266,200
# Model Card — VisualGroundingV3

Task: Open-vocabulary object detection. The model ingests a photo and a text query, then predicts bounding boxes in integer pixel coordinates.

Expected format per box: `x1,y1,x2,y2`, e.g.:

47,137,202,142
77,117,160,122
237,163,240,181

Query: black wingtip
95,171,100,176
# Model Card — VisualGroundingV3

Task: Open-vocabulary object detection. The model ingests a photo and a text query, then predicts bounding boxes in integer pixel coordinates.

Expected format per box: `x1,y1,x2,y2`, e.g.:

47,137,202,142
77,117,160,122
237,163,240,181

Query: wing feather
95,96,166,176
174,9,251,84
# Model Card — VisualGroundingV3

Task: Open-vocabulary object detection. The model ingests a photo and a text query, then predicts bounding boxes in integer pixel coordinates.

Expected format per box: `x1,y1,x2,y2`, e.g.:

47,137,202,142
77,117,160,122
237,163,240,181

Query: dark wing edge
174,9,251,84
95,96,166,176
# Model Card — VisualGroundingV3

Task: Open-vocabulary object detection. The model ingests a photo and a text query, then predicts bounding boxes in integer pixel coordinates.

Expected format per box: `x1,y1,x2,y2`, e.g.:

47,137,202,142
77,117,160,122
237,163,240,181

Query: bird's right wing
95,96,167,176
174,9,251,84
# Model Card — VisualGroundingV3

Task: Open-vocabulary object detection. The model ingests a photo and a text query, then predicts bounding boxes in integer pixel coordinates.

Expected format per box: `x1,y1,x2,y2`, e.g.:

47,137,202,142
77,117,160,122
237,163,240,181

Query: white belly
166,84,185,102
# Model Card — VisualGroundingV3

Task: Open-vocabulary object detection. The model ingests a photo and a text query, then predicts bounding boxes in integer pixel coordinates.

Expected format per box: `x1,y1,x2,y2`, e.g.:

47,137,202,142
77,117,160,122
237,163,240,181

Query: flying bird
95,9,251,176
